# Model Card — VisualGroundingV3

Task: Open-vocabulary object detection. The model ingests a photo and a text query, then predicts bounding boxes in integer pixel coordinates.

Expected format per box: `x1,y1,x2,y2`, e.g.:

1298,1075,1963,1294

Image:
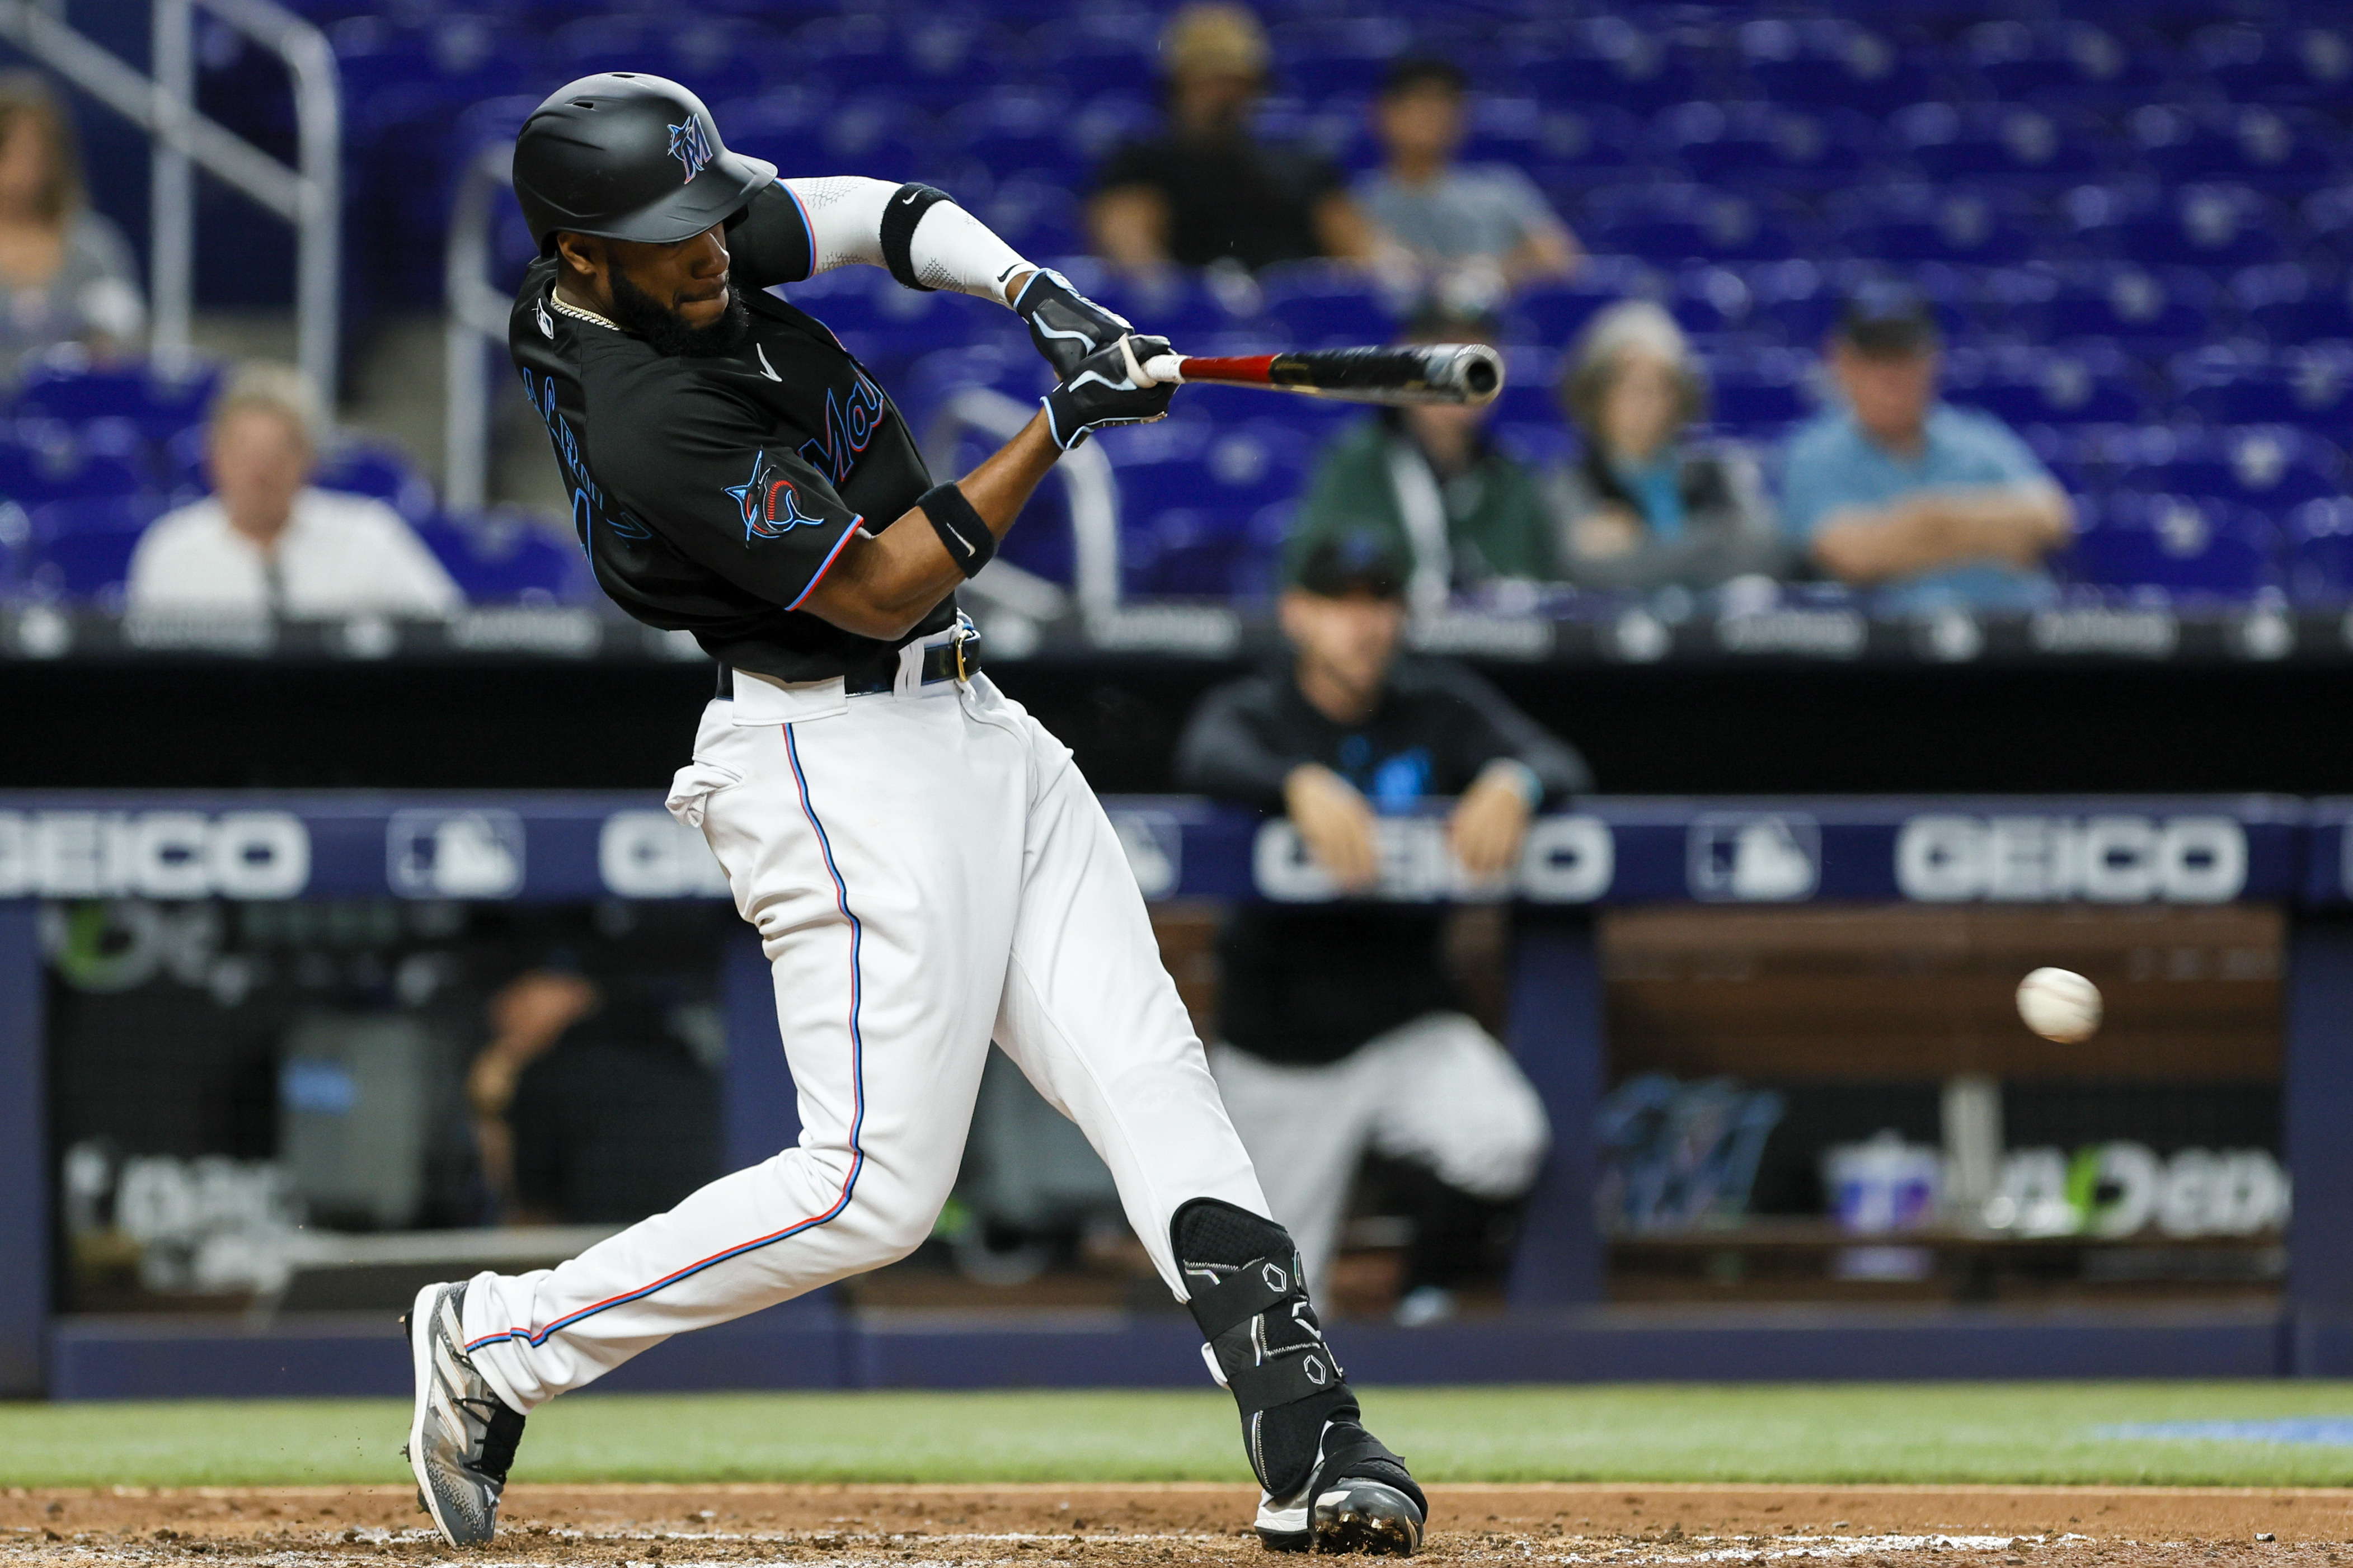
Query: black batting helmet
513,73,775,255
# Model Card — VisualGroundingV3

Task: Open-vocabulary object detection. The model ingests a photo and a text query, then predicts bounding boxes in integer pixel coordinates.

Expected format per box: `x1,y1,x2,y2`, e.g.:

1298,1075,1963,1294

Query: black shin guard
1173,1198,1356,1496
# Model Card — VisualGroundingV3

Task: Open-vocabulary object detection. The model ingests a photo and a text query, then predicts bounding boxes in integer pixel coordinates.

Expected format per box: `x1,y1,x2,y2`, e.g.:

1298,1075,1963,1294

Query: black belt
716,627,980,700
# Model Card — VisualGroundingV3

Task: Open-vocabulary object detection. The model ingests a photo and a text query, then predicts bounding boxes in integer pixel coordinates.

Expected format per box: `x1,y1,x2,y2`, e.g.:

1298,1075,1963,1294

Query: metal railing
0,0,341,396
443,142,512,515
445,162,1124,615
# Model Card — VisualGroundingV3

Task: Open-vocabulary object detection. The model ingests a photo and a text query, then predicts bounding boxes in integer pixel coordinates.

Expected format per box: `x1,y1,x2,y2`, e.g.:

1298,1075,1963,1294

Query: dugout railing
2,791,2349,1397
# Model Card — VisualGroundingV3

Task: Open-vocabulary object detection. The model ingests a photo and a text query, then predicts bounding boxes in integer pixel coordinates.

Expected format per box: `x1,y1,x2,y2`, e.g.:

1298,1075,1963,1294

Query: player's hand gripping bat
1128,342,1504,407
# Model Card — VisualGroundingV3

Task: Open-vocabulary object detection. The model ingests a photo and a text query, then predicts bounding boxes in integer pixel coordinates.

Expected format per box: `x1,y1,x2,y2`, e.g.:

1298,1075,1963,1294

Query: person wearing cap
1354,56,1580,296
1548,300,1787,591
1781,284,2074,609
1173,533,1585,1323
1089,2,1382,273
1286,303,1558,611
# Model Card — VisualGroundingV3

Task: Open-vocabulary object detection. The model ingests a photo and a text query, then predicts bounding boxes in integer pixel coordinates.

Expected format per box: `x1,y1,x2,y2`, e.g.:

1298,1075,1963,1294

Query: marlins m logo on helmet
668,116,716,183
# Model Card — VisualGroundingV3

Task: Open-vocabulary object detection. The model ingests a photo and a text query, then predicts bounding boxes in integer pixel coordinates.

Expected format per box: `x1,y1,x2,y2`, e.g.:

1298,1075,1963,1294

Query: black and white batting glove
1041,335,1175,450
1015,267,1138,378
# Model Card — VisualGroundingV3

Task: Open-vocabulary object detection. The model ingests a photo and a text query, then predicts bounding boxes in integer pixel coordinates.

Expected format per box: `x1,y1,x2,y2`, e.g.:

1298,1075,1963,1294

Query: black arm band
919,482,996,577
881,183,952,292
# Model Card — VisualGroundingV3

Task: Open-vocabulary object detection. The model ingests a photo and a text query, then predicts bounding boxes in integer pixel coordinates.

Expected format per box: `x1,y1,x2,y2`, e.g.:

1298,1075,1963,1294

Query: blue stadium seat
1513,278,1624,350
1943,347,2152,428
2195,24,2353,106
1735,17,1944,116
1515,19,1710,116
2240,266,2353,347
13,359,219,441
948,87,1086,187
1995,265,2223,355
2127,104,2343,190
1517,105,1650,187
314,445,438,522
2063,492,2279,597
2173,347,2353,429
2076,185,2291,270
1891,102,2119,187
1257,269,1396,349
1653,101,1873,189
1703,349,1820,434
0,424,149,508
1826,186,2042,266
2119,428,2344,512
1579,184,1806,265
2285,496,2353,600
547,16,779,105
1076,267,1263,352
416,514,593,604
1962,19,2178,106
21,495,166,606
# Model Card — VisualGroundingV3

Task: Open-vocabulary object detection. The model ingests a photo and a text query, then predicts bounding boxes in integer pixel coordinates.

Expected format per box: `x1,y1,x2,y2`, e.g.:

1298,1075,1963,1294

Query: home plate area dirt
5,1484,2352,1567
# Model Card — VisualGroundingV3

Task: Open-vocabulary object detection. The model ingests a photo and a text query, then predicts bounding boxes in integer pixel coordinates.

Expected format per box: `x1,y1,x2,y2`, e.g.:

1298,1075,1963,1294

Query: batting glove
1041,335,1175,450
1015,268,1138,378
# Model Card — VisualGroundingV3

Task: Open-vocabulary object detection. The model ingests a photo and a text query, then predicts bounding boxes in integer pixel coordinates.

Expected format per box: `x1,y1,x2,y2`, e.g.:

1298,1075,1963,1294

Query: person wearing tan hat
1089,3,1381,272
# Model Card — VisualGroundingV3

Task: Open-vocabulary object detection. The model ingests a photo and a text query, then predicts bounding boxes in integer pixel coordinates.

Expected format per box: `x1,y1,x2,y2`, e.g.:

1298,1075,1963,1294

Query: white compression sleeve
781,176,1033,304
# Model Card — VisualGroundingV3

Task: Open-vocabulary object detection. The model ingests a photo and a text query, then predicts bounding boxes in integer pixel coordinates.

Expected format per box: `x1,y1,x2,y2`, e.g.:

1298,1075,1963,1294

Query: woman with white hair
125,361,463,617
1548,300,1787,591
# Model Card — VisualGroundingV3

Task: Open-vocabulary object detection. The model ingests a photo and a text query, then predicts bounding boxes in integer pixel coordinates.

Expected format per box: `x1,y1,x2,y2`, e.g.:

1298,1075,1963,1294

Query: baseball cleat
403,1282,526,1548
1255,1419,1426,1555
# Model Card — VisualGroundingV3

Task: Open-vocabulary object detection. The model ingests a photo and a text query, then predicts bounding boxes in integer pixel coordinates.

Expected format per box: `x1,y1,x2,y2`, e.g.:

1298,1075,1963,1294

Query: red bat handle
1165,354,1277,385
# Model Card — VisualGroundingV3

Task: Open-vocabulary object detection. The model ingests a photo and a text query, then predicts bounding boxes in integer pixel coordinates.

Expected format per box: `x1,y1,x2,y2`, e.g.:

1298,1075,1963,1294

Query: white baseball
2016,967,2103,1043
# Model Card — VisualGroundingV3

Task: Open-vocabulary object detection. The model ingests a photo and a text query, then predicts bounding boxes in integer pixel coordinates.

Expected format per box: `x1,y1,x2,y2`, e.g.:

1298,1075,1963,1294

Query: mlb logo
387,810,525,899
1109,810,1183,901
1688,814,1819,902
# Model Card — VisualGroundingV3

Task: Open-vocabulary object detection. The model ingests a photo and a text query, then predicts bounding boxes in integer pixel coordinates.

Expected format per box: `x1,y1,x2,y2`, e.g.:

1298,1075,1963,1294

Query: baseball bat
1135,342,1504,407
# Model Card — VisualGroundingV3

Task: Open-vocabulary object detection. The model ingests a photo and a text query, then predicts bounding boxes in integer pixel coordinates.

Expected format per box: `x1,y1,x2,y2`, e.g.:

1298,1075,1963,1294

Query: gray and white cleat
402,1282,526,1548
1256,1419,1426,1555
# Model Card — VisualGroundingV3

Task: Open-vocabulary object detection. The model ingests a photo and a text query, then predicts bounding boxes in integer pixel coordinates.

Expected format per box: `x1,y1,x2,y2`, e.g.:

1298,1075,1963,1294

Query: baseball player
402,75,1426,1557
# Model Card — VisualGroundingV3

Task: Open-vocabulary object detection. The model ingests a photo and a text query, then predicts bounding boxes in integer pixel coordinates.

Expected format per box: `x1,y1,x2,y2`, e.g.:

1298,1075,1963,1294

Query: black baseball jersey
507,184,954,681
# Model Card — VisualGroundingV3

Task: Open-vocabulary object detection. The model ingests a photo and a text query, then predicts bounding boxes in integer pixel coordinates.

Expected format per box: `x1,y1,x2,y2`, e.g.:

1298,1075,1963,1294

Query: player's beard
609,266,751,358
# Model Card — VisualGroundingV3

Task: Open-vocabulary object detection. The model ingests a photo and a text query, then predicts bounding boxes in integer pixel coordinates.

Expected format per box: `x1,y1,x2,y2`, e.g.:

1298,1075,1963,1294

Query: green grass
7,1385,2353,1490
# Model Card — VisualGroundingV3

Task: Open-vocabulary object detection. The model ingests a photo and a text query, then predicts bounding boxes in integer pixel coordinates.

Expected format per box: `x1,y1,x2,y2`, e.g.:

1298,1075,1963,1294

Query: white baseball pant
1210,1011,1551,1299
459,651,1267,1410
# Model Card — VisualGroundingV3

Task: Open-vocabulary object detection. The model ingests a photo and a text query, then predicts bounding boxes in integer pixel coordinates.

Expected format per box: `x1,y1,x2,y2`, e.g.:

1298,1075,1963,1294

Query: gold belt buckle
951,619,979,684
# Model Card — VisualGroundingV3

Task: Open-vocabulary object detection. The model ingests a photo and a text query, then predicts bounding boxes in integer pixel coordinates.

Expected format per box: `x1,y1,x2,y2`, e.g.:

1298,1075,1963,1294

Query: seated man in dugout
1175,534,1587,1324
1779,281,2074,611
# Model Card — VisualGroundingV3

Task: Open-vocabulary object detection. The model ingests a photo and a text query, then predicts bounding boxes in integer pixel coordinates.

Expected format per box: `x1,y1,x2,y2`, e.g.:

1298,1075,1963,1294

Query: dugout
4,790,2353,1400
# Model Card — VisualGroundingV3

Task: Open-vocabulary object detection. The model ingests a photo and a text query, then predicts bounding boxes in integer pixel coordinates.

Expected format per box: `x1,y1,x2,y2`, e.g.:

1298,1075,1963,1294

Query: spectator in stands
1549,301,1787,591
1175,533,1582,1320
0,71,143,375
1088,3,1382,274
1287,303,1556,609
1782,283,2074,609
1354,56,1580,298
125,362,463,618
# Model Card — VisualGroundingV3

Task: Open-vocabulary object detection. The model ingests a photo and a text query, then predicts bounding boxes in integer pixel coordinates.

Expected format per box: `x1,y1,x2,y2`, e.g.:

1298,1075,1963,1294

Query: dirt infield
5,1484,2351,1566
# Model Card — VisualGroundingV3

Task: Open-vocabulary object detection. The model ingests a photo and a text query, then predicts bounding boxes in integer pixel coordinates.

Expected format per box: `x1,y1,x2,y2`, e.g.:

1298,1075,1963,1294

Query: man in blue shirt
1780,284,2074,610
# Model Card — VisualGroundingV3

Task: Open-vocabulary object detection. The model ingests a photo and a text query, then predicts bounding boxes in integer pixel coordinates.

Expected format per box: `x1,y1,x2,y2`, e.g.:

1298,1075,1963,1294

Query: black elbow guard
881,183,953,291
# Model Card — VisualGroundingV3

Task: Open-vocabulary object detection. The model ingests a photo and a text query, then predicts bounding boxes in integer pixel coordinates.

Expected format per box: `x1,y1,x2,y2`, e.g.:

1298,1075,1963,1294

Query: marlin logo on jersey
796,370,887,484
668,117,715,183
727,450,822,540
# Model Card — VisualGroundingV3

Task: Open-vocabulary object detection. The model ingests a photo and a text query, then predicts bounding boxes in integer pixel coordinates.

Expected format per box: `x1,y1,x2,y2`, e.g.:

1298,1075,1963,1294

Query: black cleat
1255,1420,1425,1555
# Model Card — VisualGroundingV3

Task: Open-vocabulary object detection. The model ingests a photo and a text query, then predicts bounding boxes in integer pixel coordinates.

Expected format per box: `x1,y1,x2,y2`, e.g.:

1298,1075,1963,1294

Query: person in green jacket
1284,303,1558,609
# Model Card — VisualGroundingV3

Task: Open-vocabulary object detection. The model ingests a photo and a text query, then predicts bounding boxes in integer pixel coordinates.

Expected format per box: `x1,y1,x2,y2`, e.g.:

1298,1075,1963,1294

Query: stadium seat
12,359,220,442
1257,269,1396,350
21,495,166,606
1653,101,1874,190
1994,265,2223,355
2240,266,2353,348
2075,185,2291,270
1736,18,1943,115
0,425,149,509
1513,278,1626,350
2119,428,2345,512
314,445,438,522
1704,349,1821,434
2127,104,2343,190
1942,347,2152,427
1515,19,1710,117
2285,496,2353,600
2195,23,2353,106
2063,492,2279,597
2173,347,2353,430
1579,184,1806,265
1890,101,2119,187
1961,19,2178,106
1826,186,2041,266
416,514,594,604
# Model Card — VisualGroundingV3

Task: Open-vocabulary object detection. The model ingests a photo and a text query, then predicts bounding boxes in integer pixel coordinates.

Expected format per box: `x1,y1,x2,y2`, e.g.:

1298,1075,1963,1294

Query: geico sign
1255,814,1613,903
0,809,309,898
1896,814,2246,903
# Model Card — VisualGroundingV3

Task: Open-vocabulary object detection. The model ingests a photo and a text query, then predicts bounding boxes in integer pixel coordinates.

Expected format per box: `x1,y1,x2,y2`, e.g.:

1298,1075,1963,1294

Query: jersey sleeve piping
781,182,818,283
783,514,863,612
